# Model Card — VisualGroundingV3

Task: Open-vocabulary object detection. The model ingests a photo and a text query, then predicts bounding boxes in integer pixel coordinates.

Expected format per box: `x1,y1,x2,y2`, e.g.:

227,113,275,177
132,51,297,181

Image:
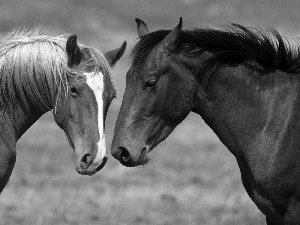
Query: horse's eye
70,85,78,97
145,79,158,88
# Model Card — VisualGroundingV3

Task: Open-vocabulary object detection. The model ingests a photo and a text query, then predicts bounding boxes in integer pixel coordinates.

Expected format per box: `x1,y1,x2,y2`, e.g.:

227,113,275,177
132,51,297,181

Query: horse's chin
76,156,108,176
138,145,151,165
138,154,150,165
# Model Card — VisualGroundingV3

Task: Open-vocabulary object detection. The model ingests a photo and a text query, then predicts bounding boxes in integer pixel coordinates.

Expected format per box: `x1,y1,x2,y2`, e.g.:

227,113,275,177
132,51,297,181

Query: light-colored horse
0,30,126,193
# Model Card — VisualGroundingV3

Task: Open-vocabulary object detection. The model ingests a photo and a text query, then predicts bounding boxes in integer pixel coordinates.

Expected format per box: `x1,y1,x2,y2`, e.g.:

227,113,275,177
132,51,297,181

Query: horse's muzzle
113,146,150,167
76,155,108,175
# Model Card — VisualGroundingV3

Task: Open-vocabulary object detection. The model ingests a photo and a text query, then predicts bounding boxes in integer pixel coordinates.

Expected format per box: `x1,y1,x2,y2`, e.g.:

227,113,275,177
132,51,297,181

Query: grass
0,110,266,225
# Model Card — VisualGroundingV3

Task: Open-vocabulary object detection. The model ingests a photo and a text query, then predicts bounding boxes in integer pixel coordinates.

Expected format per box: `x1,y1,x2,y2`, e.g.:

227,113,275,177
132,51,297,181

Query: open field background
0,1,300,224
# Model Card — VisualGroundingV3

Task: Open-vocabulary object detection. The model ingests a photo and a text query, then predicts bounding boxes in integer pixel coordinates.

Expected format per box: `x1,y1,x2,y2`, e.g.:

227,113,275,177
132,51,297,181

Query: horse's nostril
119,147,130,162
80,153,93,169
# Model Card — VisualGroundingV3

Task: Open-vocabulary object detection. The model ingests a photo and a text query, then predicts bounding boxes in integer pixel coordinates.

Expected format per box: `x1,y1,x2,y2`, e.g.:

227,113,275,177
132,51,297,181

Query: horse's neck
0,68,57,140
2,98,50,141
193,63,300,157
0,110,17,146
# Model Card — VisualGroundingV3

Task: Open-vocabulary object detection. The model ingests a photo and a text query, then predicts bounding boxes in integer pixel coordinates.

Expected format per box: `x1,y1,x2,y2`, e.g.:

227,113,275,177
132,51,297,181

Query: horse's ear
161,17,182,51
66,34,82,67
135,18,149,38
105,41,127,67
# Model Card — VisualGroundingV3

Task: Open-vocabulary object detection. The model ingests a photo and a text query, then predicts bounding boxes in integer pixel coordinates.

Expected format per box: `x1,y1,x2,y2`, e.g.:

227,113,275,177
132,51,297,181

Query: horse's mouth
138,146,151,165
76,156,108,176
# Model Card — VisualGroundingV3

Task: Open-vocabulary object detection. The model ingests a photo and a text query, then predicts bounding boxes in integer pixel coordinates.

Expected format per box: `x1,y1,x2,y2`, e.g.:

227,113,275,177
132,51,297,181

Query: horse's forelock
89,47,115,87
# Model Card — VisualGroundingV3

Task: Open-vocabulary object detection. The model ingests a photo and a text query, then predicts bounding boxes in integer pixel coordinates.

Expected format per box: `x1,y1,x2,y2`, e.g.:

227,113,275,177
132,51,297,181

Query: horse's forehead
139,47,168,76
85,71,114,91
151,44,167,61
85,72,104,91
141,47,165,69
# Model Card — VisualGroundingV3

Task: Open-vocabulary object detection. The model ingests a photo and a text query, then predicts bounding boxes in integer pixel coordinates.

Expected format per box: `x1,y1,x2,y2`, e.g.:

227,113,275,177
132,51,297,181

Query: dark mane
131,24,300,75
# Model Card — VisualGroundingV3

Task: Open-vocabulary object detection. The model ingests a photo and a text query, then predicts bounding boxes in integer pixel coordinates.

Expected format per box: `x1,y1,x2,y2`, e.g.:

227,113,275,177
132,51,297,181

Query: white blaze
86,71,106,163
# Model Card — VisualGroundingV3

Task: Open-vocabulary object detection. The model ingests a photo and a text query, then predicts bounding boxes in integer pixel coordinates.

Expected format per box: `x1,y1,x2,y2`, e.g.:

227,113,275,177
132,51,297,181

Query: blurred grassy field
2,0,300,224
0,109,265,225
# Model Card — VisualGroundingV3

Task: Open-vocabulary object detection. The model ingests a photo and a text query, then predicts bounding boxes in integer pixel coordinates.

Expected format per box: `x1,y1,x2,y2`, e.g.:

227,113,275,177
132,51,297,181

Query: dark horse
112,18,300,224
0,30,126,193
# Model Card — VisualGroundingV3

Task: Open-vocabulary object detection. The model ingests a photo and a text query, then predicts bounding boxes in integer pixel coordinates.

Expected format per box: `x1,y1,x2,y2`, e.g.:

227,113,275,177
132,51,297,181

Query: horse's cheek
53,100,72,128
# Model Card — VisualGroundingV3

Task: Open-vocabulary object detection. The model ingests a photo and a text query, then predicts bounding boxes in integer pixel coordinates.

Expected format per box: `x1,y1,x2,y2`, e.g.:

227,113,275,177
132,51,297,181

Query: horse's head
112,18,196,167
54,35,126,175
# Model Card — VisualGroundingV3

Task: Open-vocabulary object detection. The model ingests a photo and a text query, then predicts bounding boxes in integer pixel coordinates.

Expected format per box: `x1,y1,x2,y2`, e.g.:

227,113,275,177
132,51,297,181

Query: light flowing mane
0,29,113,114
0,29,68,112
